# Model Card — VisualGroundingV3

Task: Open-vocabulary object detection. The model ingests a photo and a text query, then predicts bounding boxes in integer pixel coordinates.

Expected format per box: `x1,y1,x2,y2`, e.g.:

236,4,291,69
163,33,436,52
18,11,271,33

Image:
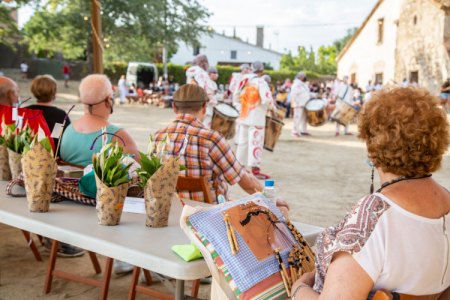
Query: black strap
339,86,349,101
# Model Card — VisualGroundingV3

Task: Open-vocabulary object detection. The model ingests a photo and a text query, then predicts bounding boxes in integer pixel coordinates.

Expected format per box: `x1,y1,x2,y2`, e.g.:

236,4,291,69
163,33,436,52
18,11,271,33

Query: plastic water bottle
263,180,277,205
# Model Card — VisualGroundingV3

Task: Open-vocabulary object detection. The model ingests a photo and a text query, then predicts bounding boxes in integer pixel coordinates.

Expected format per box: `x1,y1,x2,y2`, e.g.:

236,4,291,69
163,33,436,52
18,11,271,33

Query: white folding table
0,182,324,299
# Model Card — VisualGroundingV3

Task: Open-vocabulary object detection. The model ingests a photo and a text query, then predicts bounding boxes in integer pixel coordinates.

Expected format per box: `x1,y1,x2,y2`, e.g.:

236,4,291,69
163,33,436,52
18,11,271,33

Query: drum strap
339,86,349,101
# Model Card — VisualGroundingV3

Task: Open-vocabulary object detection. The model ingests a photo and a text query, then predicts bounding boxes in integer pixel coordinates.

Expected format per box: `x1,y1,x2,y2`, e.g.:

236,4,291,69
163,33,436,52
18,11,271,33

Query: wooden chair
128,176,213,300
373,287,450,300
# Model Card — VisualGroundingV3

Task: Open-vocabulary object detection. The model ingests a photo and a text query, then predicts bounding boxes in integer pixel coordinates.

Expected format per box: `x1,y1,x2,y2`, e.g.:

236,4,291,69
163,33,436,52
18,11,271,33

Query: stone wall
394,0,450,95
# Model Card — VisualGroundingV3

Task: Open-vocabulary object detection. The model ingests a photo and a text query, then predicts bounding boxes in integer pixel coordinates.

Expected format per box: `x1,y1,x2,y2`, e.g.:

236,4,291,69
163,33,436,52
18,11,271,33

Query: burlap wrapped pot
7,148,22,180
95,173,129,226
144,156,179,228
22,143,57,212
0,144,11,181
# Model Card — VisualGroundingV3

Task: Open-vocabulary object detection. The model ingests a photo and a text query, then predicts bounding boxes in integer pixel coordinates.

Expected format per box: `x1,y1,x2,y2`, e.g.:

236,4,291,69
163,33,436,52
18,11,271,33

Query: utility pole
163,0,168,77
91,0,103,74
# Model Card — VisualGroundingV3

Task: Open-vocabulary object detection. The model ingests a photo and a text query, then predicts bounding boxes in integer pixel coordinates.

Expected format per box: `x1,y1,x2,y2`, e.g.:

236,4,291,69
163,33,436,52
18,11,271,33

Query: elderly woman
60,74,139,166
26,75,70,155
292,87,450,299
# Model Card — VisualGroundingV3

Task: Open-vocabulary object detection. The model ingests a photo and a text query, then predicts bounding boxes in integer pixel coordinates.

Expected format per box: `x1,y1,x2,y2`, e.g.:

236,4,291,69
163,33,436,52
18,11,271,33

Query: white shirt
186,66,217,116
118,78,126,90
337,82,353,105
233,73,276,127
229,73,242,111
375,84,384,91
291,78,316,108
364,92,372,101
365,84,374,93
20,63,28,73
397,80,410,88
360,194,450,296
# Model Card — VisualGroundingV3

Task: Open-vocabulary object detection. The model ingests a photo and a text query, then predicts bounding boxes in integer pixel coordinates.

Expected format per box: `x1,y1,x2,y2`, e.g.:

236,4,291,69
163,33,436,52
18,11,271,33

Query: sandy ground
1,80,450,299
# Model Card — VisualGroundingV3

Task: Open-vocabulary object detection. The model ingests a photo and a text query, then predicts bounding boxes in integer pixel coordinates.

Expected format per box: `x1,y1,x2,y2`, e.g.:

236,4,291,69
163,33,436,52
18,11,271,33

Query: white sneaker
113,260,134,275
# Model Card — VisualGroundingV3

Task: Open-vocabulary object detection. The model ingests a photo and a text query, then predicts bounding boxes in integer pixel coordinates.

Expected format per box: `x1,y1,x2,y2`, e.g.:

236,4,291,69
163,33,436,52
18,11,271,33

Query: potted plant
5,122,35,180
21,131,56,212
136,132,188,228
0,117,15,180
92,134,133,226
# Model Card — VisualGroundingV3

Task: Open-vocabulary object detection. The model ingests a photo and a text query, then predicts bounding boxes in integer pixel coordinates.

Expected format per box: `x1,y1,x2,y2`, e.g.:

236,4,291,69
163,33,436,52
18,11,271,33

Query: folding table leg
143,269,153,286
22,230,42,262
175,280,185,300
191,279,200,297
99,257,113,300
128,266,141,300
37,235,44,246
88,251,102,274
43,240,60,294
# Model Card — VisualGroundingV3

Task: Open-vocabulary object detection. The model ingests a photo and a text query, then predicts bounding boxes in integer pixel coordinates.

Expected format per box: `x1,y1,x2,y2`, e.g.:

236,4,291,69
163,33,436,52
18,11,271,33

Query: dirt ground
1,80,450,299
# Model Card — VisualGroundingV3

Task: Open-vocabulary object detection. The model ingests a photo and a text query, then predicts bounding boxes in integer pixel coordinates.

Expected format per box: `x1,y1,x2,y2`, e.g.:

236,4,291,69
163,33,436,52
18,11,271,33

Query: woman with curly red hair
291,87,450,299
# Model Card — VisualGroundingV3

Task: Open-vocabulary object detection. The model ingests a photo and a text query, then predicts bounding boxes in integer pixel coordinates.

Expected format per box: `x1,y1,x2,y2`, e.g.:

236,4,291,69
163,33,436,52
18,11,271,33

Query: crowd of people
1,58,450,299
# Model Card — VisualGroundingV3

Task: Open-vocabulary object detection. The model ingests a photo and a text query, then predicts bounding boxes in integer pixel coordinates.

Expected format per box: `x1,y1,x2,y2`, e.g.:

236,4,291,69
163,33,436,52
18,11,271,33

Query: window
193,46,200,56
410,71,419,83
231,50,237,59
375,73,383,85
413,15,417,25
378,18,384,43
351,73,356,85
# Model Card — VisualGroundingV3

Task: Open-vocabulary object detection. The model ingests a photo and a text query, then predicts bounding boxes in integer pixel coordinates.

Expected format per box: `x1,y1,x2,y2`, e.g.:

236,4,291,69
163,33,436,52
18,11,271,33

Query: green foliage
23,0,211,66
0,1,24,47
334,27,358,55
12,127,35,155
279,28,357,76
0,117,16,150
22,135,54,157
92,141,133,187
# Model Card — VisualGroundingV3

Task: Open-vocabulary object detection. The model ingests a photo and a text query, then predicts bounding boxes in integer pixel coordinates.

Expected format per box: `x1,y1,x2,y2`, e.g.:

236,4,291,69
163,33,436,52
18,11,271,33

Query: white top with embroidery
314,193,450,298
229,72,242,111
232,73,276,127
291,78,316,108
336,81,354,105
186,66,218,116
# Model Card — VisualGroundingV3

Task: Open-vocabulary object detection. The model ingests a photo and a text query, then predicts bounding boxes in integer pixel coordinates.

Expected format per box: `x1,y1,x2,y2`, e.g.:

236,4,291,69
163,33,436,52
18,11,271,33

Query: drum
305,99,327,127
211,103,240,139
264,116,284,152
330,101,358,126
273,105,287,122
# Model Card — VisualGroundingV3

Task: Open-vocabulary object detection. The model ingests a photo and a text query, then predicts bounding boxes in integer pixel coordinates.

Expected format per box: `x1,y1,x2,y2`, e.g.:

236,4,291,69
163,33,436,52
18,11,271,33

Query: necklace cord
375,174,432,193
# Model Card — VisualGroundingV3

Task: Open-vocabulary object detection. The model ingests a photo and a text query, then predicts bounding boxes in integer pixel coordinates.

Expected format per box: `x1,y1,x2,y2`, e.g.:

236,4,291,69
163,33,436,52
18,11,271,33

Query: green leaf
179,165,188,171
39,136,53,156
114,175,129,187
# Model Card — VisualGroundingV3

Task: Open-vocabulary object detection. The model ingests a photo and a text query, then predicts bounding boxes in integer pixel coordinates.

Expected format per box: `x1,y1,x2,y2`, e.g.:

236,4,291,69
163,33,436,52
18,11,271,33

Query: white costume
229,72,242,145
291,78,316,135
335,81,354,134
186,66,217,128
234,74,276,167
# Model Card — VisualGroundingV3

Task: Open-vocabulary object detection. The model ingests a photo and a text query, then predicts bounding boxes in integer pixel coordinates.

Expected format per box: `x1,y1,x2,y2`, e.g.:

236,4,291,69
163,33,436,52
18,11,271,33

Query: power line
209,21,361,28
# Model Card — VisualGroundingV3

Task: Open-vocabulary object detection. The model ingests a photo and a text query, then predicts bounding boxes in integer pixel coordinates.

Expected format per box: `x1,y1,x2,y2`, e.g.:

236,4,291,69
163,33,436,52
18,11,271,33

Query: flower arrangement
91,133,132,226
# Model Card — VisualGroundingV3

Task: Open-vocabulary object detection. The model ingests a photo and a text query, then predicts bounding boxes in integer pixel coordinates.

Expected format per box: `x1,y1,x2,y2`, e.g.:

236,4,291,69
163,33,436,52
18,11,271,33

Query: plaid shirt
154,114,245,204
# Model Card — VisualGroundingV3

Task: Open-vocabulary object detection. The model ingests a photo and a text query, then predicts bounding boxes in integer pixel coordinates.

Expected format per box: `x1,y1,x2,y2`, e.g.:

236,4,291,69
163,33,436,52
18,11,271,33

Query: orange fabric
0,104,55,152
240,83,260,120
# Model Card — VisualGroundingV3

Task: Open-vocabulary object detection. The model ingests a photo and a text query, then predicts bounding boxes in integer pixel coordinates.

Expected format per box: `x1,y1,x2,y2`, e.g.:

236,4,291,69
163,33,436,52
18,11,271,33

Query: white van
126,62,158,89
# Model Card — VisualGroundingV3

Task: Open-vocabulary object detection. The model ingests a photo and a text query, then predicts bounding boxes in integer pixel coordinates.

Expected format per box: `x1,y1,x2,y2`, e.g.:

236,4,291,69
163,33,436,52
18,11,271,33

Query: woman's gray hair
251,61,264,72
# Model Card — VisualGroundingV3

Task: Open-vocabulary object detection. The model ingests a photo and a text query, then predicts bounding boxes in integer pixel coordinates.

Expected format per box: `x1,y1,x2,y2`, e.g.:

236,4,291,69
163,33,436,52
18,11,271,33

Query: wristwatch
292,284,311,299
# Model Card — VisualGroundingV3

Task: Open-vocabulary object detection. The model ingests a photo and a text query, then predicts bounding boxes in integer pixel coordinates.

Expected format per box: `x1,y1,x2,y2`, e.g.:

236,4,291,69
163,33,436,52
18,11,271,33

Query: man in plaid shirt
154,84,290,212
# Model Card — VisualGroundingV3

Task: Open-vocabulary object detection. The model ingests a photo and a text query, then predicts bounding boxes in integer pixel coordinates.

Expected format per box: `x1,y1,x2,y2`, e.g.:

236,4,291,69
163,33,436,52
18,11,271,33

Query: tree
0,1,24,47
22,0,211,68
333,27,358,55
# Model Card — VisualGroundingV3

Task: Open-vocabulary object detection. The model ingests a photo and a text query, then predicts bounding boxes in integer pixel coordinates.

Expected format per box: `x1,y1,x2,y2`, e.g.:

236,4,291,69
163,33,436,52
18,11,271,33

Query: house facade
337,0,450,95
170,32,283,70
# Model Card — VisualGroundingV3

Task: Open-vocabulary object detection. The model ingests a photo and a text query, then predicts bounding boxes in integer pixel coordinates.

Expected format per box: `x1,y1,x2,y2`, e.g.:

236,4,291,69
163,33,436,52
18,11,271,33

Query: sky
18,0,379,54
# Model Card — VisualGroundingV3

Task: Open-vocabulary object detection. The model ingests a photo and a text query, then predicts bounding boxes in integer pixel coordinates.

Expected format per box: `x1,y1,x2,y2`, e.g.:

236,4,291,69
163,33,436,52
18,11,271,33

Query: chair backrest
373,287,450,300
176,176,213,204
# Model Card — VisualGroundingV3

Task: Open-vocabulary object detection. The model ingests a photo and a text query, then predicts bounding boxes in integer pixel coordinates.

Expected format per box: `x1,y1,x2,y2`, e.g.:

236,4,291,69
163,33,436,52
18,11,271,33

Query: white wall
337,0,401,88
170,33,282,70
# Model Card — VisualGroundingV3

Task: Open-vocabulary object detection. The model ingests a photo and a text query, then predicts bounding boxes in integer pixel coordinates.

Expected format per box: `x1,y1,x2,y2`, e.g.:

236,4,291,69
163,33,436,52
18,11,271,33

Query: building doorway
410,71,419,84
375,73,383,85
351,73,356,85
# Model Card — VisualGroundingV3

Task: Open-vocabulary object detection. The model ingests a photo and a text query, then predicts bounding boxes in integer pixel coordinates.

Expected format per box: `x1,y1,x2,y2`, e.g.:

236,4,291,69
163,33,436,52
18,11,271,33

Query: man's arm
237,171,264,194
259,80,277,111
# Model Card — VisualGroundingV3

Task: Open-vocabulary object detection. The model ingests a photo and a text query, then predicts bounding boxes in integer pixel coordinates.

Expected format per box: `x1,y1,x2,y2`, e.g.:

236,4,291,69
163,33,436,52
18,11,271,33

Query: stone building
337,0,450,95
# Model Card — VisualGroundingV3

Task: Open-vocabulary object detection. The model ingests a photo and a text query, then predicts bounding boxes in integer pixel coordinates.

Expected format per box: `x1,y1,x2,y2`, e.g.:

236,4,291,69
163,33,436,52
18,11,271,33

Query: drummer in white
335,76,354,136
186,54,217,128
291,72,316,137
233,61,276,180
230,64,250,145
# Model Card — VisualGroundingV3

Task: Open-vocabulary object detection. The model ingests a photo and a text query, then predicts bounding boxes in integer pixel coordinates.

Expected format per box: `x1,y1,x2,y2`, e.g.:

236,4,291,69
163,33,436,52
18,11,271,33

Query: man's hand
276,197,290,210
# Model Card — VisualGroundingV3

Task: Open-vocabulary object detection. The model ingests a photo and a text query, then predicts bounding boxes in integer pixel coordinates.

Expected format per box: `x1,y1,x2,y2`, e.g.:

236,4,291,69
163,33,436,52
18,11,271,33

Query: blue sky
18,0,379,54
